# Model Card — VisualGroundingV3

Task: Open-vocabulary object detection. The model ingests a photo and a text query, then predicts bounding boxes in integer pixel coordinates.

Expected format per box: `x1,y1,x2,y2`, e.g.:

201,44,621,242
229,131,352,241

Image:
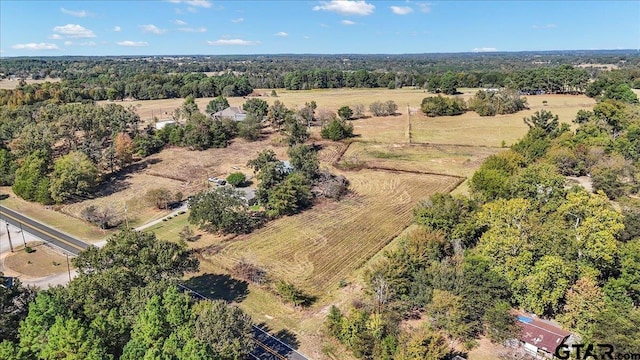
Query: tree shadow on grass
184,273,249,303
254,323,300,351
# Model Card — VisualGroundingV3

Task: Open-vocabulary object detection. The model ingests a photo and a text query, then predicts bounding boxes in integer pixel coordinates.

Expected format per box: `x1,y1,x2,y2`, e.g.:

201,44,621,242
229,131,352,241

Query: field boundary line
362,165,465,180
408,141,504,149
331,141,353,165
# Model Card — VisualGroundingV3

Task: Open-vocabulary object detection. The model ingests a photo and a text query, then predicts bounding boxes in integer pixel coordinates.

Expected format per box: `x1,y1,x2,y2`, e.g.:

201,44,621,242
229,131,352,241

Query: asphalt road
0,205,90,255
0,206,310,359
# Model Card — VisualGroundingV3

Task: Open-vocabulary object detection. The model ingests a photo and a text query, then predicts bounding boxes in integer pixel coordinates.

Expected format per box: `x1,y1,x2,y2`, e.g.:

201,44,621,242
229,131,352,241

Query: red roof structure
517,315,572,354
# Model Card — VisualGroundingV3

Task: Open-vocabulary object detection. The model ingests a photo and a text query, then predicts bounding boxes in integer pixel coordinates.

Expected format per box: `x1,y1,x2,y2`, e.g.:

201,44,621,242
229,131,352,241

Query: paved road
178,284,310,360
1,206,310,359
0,205,90,255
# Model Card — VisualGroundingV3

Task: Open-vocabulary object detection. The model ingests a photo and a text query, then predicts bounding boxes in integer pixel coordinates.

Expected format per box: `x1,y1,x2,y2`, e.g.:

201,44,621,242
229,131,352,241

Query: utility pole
19,223,26,248
5,223,14,252
124,205,129,229
66,254,72,282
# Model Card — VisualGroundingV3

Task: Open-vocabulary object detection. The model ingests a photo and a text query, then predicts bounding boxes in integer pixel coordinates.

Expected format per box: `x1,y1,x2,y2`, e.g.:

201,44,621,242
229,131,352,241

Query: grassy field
3,241,71,278
340,141,501,177
201,169,460,293
0,77,61,90
0,187,110,242
3,86,598,358
410,93,595,147
59,137,287,229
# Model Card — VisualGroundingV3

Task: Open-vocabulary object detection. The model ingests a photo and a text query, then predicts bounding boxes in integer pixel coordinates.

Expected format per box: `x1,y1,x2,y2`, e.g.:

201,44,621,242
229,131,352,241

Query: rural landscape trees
1,51,639,359
0,230,255,359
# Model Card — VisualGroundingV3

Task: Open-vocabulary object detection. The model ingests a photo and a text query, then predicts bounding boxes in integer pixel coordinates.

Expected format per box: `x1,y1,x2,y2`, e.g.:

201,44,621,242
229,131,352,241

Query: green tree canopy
73,229,199,283
205,95,229,115
12,149,53,204
188,187,262,234
49,151,99,204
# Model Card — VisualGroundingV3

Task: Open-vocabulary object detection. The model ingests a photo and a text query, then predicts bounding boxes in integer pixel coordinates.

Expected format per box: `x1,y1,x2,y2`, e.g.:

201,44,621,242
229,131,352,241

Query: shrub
337,106,353,120
24,246,35,253
467,89,528,116
226,172,247,187
275,280,314,307
321,119,354,141
421,95,466,117
81,205,122,229
369,100,398,116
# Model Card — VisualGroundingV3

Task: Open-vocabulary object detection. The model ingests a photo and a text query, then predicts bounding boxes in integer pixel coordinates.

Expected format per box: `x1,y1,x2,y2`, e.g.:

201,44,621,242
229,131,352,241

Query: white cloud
341,20,356,25
173,19,187,25
275,32,288,37
472,47,497,52
12,43,59,50
390,6,413,15
140,24,167,34
49,34,63,40
532,24,558,29
117,40,149,47
113,26,122,32
64,41,97,46
417,3,431,13
313,0,375,16
53,24,96,38
61,8,89,17
178,27,207,32
166,0,212,7
231,18,244,23
207,39,260,46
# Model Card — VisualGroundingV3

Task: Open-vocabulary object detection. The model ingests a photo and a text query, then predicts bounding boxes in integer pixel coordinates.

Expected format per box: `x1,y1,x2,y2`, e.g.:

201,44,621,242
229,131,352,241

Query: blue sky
1,0,639,56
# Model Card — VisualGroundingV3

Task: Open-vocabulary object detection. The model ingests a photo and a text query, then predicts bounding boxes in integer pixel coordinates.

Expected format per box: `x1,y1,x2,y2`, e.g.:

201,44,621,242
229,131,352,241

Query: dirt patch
3,242,71,278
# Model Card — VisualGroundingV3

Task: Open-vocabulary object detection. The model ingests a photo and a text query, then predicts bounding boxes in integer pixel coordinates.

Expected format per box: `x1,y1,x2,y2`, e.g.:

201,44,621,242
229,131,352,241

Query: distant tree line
3,55,640,107
0,72,253,106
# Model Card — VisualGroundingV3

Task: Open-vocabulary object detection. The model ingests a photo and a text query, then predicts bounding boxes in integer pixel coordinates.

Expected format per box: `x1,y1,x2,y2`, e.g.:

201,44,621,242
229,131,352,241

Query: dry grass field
3,241,71,278
2,86,598,358
59,138,288,229
201,169,460,294
410,93,595,147
340,141,501,177
0,77,61,89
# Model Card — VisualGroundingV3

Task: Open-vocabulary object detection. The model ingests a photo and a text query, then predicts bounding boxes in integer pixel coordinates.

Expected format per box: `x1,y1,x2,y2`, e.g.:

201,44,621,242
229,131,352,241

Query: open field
109,88,595,148
340,141,501,177
410,93,595,147
0,77,61,90
144,211,232,251
200,169,460,294
3,241,71,278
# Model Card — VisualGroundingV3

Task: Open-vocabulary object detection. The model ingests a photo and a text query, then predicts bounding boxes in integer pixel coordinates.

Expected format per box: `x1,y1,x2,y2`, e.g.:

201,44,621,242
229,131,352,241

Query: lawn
3,241,72,278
